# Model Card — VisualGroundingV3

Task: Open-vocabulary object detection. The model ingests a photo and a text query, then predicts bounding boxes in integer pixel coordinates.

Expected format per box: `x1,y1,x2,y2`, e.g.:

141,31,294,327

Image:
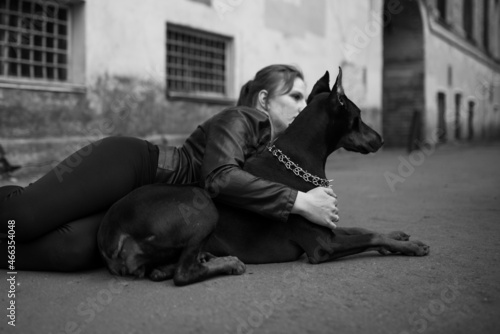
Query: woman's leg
0,136,158,242
1,212,106,271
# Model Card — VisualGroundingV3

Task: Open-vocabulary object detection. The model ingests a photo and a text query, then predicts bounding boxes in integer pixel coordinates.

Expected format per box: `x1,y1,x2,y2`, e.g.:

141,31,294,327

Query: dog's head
306,68,384,154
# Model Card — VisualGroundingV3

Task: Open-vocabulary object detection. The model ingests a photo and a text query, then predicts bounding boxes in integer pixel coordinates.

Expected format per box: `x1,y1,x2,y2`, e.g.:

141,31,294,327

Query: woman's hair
237,64,304,107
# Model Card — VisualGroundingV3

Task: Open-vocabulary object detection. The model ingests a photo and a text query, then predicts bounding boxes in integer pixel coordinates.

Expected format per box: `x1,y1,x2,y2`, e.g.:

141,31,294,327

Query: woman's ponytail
236,80,254,107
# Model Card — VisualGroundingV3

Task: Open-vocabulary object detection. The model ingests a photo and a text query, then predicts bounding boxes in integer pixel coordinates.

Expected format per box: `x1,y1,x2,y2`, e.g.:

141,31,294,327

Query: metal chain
266,144,333,188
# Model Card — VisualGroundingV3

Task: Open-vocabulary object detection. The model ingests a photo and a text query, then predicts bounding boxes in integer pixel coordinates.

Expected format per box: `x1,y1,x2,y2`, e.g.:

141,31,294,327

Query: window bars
0,0,69,81
167,23,229,96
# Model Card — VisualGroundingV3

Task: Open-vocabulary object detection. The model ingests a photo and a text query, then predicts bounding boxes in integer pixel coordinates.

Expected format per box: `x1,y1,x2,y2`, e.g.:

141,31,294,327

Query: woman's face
267,77,307,136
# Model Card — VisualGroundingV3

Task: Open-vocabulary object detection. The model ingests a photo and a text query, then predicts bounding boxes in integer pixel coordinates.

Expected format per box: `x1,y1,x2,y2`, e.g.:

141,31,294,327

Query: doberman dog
97,68,429,286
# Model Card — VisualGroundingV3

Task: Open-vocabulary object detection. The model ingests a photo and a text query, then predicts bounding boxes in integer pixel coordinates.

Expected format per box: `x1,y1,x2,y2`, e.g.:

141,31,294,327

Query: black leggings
0,136,159,271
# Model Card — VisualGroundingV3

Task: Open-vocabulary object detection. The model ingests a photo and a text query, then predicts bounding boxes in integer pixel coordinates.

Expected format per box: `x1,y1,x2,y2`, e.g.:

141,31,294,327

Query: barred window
167,23,231,98
0,0,69,81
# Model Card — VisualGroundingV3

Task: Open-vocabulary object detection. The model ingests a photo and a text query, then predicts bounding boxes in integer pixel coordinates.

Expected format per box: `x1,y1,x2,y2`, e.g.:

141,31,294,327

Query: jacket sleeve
201,110,298,222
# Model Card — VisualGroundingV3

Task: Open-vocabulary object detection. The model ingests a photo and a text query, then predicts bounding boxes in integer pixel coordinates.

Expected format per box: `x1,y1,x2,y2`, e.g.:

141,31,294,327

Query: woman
0,64,339,271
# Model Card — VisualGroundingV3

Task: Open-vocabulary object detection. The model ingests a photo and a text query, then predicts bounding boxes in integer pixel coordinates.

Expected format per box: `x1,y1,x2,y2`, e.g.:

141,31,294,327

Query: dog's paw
222,256,246,275
387,231,410,241
379,232,411,255
377,248,391,256
148,265,176,281
405,240,430,256
149,269,170,281
207,256,246,275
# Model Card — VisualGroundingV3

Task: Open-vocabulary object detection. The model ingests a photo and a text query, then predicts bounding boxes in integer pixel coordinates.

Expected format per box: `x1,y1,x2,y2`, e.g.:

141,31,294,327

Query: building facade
382,0,500,147
0,0,499,147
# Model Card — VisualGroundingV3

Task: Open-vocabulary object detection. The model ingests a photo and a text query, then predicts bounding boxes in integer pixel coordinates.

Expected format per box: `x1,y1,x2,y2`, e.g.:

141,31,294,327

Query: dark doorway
463,0,474,41
455,93,462,139
437,93,447,143
468,101,475,140
382,0,425,147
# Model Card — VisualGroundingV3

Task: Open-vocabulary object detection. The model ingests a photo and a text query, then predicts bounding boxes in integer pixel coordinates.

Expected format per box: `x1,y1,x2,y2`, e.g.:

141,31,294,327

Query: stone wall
0,74,230,139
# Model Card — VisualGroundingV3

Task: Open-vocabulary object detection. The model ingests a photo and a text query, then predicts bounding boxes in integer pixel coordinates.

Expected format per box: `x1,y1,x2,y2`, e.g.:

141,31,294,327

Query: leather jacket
155,106,298,223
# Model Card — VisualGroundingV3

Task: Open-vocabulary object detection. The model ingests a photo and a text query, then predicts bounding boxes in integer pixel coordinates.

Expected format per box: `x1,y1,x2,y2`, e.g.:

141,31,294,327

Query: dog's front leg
298,226,429,264
333,228,413,255
307,231,376,263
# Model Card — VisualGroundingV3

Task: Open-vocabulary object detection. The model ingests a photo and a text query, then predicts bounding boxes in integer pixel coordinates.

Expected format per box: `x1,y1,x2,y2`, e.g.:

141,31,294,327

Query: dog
97,68,429,286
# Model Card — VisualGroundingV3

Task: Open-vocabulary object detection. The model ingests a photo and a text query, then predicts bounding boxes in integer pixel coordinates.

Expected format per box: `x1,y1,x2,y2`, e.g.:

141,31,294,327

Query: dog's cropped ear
332,67,345,106
306,71,330,104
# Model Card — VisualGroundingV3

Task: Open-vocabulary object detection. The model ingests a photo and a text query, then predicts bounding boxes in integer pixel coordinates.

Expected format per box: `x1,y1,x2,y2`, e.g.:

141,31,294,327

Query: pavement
1,141,500,334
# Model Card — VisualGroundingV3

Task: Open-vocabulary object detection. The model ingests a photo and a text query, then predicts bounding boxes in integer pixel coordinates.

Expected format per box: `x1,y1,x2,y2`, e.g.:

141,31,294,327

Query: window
463,0,474,41
166,23,232,100
437,0,447,23
0,0,70,81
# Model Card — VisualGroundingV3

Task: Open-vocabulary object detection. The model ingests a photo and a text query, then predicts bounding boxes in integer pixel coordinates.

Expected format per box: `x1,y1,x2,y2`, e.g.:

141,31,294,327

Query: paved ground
1,142,500,334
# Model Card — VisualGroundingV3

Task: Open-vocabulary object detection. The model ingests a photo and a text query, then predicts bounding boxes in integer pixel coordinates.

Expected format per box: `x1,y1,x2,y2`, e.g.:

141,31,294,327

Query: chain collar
266,144,333,188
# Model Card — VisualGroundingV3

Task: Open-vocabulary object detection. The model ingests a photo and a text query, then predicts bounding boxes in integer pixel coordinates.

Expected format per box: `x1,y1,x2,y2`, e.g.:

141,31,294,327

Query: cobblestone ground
1,142,500,334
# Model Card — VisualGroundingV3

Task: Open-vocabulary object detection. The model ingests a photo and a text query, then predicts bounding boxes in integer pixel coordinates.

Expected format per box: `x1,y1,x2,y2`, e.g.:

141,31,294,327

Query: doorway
455,93,462,140
382,0,425,147
437,92,447,143
467,101,475,141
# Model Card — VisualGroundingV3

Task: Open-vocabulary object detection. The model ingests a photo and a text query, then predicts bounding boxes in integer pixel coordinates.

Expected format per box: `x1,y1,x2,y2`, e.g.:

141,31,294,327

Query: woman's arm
201,108,338,228
205,164,297,222
206,166,338,228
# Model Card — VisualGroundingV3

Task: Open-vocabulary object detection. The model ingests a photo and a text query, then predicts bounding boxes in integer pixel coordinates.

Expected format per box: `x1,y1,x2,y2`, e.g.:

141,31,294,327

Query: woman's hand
291,187,339,229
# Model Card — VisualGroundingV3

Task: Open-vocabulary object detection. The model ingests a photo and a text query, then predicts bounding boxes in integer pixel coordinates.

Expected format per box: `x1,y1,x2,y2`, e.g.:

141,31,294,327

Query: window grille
166,23,230,97
0,0,69,81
